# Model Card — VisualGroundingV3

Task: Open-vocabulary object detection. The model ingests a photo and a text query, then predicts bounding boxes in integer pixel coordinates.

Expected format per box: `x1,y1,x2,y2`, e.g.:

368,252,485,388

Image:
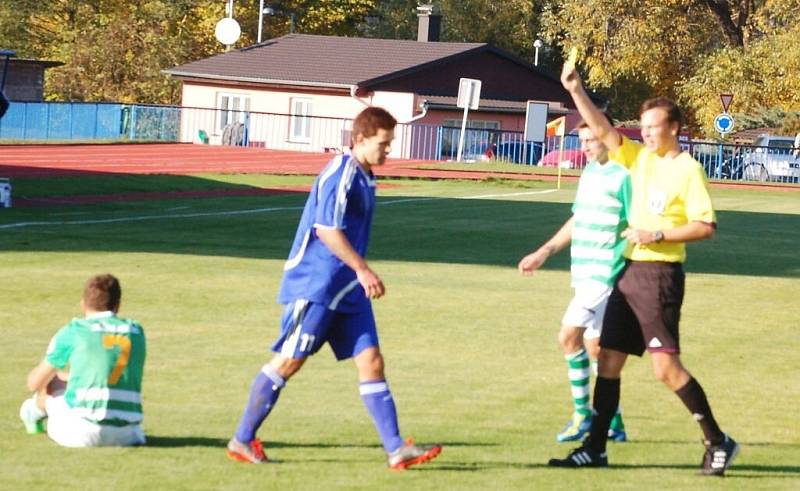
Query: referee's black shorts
600,260,685,356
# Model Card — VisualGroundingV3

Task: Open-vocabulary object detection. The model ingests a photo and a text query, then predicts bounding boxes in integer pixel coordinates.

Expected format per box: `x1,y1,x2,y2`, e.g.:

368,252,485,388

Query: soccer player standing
518,117,631,444
20,274,146,447
227,106,442,469
548,62,738,475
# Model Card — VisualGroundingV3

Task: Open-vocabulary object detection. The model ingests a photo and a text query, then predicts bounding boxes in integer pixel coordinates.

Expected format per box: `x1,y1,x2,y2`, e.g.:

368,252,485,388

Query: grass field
1,173,799,490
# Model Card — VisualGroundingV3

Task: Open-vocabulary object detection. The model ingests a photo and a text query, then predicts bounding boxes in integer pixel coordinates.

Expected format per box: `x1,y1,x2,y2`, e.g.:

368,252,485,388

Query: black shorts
600,261,685,356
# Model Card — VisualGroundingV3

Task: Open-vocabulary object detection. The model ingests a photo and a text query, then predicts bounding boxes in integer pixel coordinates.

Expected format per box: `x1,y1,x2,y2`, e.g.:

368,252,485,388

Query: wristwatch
653,230,664,243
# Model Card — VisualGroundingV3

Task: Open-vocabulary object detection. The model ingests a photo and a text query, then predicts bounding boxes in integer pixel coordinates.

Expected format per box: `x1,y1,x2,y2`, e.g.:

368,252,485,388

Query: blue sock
234,364,285,443
360,380,404,453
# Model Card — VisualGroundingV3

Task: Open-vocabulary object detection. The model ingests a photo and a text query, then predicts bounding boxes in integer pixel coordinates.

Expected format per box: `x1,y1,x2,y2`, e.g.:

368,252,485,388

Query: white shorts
45,396,145,448
561,284,613,340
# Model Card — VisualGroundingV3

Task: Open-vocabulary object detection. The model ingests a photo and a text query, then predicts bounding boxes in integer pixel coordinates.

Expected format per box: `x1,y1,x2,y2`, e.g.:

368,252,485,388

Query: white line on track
0,188,560,230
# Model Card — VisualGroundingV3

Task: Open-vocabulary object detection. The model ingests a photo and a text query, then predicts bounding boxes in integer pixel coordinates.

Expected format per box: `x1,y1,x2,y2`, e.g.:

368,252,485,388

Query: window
441,119,500,158
442,119,500,130
289,98,312,143
216,93,250,132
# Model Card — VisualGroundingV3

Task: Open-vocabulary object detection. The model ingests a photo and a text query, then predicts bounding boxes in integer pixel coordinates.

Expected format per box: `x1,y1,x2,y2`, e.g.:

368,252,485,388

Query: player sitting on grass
20,274,146,447
518,115,631,444
227,106,442,469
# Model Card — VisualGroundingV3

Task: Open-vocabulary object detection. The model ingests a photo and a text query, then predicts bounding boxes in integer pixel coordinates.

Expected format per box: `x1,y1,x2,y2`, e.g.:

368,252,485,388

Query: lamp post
263,6,296,36
533,39,543,66
258,0,265,42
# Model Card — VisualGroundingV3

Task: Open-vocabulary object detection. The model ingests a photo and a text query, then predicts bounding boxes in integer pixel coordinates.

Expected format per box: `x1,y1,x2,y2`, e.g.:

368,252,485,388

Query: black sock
586,377,619,453
675,377,724,445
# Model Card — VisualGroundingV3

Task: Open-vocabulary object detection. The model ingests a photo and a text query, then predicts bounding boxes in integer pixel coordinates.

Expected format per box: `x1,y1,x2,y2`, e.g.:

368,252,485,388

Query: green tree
678,24,800,136
539,0,800,131
366,1,547,66
1,0,382,103
540,0,721,120
227,0,378,42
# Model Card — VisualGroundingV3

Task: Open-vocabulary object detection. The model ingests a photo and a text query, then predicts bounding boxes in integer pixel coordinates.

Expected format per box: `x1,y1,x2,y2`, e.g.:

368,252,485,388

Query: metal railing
1,101,797,183
0,102,178,141
686,141,800,184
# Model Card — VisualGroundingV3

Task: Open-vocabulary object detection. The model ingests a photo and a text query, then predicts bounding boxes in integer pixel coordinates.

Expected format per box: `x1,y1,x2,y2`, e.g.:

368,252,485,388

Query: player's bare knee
558,325,583,353
355,349,385,380
651,363,670,383
270,355,306,379
652,362,678,386
585,339,601,359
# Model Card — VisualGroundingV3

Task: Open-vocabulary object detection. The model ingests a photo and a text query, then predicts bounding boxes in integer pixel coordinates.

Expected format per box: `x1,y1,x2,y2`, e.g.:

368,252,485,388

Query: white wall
179,83,417,157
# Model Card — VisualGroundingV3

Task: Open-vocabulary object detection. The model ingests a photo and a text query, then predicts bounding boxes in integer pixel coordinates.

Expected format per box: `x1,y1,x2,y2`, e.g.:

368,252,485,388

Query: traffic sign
457,78,481,110
714,112,734,135
720,93,734,113
455,78,482,161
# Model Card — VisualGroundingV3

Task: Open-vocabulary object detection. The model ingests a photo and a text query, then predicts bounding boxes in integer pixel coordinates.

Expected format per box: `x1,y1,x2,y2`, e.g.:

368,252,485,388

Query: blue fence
1,101,797,183
0,102,179,141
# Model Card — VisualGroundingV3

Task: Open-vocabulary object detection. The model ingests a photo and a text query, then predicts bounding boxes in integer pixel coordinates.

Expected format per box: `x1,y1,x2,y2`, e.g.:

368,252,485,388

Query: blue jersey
277,153,377,312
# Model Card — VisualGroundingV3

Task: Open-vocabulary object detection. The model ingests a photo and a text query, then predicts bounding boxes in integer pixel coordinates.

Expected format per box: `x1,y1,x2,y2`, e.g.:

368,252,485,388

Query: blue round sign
714,113,734,134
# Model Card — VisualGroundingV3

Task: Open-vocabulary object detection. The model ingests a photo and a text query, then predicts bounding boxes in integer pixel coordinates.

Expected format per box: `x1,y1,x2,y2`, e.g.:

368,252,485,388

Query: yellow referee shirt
610,137,716,263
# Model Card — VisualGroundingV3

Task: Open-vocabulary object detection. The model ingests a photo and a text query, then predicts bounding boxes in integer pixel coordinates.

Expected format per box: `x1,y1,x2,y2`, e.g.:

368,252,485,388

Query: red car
538,148,587,169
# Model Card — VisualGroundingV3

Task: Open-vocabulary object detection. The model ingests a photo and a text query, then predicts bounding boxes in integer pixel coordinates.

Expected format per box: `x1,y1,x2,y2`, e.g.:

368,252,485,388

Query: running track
0,143,571,182
0,143,796,191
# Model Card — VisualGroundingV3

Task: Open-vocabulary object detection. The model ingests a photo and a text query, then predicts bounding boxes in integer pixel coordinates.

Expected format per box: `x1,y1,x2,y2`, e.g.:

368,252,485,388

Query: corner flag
545,116,567,191
546,116,566,138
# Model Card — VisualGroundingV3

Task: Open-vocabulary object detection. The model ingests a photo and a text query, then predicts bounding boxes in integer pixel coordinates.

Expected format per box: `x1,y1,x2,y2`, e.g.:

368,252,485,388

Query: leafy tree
1,0,381,103
539,0,800,133
362,0,419,40
366,1,548,68
540,0,721,120
677,23,800,136
2,0,799,126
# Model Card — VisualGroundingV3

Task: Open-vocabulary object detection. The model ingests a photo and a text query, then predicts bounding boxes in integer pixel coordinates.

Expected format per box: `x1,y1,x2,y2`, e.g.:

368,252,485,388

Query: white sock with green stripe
566,349,592,417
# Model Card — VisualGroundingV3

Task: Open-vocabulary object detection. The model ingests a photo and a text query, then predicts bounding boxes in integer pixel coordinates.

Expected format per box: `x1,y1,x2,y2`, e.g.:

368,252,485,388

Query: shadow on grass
631,439,800,449
145,436,490,450
146,435,229,447
0,179,798,278
414,461,800,477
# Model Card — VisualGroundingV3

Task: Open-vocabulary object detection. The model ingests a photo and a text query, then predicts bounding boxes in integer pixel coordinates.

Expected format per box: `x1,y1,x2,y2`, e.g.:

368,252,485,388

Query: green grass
414,160,583,177
1,174,798,489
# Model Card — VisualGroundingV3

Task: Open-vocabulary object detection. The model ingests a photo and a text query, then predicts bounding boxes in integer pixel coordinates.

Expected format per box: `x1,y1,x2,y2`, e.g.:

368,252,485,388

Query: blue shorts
271,299,379,361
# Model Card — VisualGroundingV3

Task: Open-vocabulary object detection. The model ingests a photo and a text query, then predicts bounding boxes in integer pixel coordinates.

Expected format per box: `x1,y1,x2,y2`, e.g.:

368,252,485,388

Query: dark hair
640,97,683,128
351,106,397,141
83,274,121,311
575,112,613,130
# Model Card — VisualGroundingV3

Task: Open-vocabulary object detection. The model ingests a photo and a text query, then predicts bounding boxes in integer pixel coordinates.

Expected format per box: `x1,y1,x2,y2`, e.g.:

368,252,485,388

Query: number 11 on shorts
299,333,316,353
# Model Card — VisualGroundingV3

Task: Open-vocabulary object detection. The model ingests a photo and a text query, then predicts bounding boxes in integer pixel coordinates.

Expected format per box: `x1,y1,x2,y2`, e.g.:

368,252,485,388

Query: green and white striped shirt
46,311,146,427
570,160,632,287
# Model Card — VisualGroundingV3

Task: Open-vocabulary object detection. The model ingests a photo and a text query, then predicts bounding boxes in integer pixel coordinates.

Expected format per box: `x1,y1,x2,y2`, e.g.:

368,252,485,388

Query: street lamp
263,5,296,36
258,0,267,42
533,39,543,66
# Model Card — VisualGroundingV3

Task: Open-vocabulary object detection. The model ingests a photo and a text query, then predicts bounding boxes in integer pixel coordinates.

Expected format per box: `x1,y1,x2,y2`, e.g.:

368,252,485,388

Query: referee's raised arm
560,62,621,153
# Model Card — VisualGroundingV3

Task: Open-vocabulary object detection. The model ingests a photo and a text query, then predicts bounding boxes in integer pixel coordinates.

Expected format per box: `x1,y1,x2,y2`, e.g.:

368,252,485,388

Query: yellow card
565,47,578,71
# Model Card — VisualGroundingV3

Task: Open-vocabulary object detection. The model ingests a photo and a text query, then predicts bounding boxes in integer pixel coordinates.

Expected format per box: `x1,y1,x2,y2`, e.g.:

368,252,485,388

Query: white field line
458,189,558,199
0,206,304,230
0,189,560,230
